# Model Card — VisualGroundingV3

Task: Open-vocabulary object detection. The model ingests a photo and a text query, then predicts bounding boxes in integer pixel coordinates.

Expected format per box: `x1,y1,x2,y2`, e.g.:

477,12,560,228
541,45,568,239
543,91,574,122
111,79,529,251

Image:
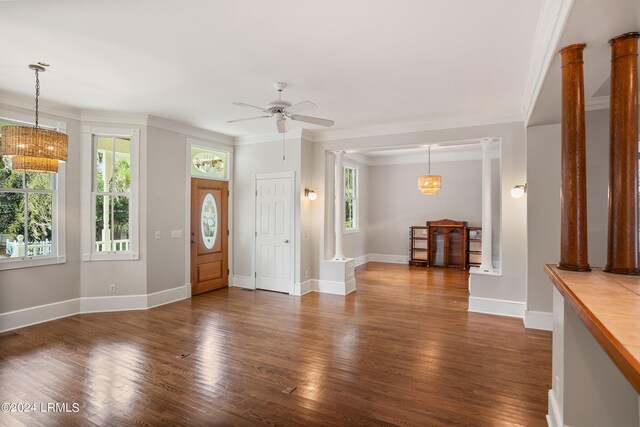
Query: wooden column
604,32,640,275
558,43,590,272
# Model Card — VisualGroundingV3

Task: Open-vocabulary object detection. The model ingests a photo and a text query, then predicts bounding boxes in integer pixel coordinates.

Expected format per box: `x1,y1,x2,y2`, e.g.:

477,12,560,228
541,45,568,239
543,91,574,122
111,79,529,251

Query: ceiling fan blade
227,115,271,123
290,114,334,127
284,101,317,114
277,117,289,133
233,102,267,112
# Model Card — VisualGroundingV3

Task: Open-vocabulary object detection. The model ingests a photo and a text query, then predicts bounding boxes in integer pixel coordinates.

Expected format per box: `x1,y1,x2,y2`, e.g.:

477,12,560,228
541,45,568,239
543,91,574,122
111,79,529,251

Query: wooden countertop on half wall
545,264,640,394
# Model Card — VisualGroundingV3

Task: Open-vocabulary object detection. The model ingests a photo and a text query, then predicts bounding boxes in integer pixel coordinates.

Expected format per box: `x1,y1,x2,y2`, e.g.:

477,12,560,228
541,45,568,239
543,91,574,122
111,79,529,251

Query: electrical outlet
304,270,309,279
109,284,116,294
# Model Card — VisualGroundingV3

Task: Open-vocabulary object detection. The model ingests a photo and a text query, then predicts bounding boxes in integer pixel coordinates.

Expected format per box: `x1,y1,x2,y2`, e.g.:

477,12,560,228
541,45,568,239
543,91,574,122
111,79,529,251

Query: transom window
344,165,358,232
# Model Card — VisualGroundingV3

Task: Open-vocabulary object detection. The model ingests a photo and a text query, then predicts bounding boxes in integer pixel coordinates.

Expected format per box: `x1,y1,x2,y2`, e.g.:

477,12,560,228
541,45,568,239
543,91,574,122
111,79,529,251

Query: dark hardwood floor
0,263,551,426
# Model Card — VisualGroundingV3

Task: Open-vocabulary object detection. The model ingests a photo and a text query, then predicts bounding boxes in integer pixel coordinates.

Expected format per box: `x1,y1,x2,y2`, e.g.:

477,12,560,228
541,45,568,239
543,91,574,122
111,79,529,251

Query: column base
603,265,640,275
557,262,591,272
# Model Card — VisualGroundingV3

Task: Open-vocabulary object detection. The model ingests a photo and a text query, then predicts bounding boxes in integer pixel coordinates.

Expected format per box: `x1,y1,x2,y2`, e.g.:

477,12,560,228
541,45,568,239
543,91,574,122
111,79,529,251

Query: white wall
526,109,613,315
146,126,187,294
313,122,525,306
0,102,81,312
233,135,302,282
526,123,561,313
367,158,500,258
342,155,370,260
79,119,148,298
300,135,314,283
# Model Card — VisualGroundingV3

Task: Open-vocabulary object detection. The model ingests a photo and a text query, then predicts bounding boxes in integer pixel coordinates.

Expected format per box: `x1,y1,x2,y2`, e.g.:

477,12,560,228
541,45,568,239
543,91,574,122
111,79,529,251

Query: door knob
284,240,289,243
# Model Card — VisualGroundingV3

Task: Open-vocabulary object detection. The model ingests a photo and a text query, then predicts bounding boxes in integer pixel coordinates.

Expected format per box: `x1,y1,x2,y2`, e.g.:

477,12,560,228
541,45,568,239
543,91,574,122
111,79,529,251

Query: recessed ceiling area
0,0,542,137
346,139,499,165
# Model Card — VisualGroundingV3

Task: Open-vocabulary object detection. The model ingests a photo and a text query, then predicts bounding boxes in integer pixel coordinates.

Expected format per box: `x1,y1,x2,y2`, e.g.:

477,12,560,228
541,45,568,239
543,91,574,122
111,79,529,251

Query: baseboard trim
295,280,314,296
354,254,369,267
0,298,81,333
368,253,409,264
1,284,190,333
468,296,525,319
314,279,348,295
232,275,255,290
547,389,562,427
81,294,148,313
524,310,553,331
148,285,191,309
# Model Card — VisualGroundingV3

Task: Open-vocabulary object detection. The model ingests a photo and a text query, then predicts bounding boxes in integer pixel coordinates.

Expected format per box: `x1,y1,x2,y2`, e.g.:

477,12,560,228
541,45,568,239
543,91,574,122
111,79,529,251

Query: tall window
0,119,65,269
344,165,358,232
83,128,139,261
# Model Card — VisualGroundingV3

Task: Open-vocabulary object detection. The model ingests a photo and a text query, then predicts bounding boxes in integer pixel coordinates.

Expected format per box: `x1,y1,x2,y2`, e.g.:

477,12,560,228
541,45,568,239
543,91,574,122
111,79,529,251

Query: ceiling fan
228,82,334,133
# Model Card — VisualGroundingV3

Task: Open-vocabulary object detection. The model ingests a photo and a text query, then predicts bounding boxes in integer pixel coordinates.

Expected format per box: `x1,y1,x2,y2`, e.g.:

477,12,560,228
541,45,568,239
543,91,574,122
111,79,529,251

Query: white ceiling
0,0,543,137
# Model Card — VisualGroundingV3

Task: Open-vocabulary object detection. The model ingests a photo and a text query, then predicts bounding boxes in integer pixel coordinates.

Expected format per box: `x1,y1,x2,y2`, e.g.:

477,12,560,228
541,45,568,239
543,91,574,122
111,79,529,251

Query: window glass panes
0,192,25,259
344,166,357,230
0,157,23,189
93,135,132,254
95,195,110,252
113,141,131,193
26,172,52,190
112,195,130,252
26,193,52,256
0,119,58,262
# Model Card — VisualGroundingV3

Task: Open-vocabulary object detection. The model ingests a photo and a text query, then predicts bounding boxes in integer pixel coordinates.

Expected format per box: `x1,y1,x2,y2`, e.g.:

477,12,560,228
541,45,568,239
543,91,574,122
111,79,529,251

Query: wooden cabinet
409,221,481,270
467,226,482,269
427,219,467,270
409,226,429,266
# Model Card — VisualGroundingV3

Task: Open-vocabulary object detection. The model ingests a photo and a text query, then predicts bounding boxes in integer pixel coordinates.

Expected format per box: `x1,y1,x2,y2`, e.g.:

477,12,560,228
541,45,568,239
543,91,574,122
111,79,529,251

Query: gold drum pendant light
417,146,442,195
1,64,68,173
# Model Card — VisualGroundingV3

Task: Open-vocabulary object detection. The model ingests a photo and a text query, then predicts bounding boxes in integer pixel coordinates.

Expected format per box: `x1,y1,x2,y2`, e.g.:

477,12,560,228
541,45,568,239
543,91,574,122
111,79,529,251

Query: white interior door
255,175,292,293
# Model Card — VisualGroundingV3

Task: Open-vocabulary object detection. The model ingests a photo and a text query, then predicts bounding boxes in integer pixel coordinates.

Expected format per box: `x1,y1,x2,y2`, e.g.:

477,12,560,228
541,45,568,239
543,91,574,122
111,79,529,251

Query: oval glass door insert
201,193,218,249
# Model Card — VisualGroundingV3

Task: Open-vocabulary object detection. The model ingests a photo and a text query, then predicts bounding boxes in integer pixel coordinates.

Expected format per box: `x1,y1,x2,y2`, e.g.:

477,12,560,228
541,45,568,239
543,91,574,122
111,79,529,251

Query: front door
255,175,292,293
191,178,228,295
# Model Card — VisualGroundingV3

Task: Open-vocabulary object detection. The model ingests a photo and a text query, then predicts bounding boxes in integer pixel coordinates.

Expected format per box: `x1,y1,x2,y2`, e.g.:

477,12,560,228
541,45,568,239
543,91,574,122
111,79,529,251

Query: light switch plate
171,230,183,238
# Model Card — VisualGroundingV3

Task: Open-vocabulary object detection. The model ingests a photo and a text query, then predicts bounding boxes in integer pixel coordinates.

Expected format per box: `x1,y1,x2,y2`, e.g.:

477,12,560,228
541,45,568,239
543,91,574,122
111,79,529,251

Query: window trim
81,126,139,261
0,114,67,271
344,163,359,234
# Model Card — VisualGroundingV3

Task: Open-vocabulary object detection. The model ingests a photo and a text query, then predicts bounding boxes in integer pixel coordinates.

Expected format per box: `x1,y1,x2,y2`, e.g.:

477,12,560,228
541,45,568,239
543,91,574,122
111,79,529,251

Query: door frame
184,138,234,296
253,171,295,295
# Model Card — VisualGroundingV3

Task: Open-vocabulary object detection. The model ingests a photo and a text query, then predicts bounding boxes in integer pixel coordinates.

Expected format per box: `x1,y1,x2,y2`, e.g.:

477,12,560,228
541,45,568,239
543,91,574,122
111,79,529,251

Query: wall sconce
304,188,317,201
511,184,527,198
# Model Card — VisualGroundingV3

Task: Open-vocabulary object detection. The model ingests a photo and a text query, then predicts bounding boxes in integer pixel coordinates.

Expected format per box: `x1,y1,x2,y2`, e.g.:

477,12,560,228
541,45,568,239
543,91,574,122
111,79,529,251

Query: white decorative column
480,139,493,272
333,150,345,261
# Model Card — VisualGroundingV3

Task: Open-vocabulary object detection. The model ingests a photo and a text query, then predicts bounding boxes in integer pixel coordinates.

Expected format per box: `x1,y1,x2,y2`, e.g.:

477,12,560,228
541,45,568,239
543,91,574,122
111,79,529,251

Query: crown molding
350,146,500,167
81,109,149,126
522,0,575,126
586,96,610,111
233,128,303,145
147,115,234,145
305,111,522,143
0,89,81,121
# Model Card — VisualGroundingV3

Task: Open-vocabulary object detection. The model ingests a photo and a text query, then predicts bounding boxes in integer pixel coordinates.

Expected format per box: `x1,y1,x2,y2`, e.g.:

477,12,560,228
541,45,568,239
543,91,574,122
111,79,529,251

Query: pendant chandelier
1,64,68,173
417,146,442,195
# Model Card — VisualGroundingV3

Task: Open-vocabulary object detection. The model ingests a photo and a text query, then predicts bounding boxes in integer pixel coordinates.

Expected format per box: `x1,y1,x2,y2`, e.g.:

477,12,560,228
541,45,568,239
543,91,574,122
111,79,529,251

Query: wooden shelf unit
467,226,482,269
409,226,429,266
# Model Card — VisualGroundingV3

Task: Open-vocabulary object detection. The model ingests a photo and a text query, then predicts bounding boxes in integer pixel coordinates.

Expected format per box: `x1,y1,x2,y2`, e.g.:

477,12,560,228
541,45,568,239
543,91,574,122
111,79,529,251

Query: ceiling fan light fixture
228,83,334,133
